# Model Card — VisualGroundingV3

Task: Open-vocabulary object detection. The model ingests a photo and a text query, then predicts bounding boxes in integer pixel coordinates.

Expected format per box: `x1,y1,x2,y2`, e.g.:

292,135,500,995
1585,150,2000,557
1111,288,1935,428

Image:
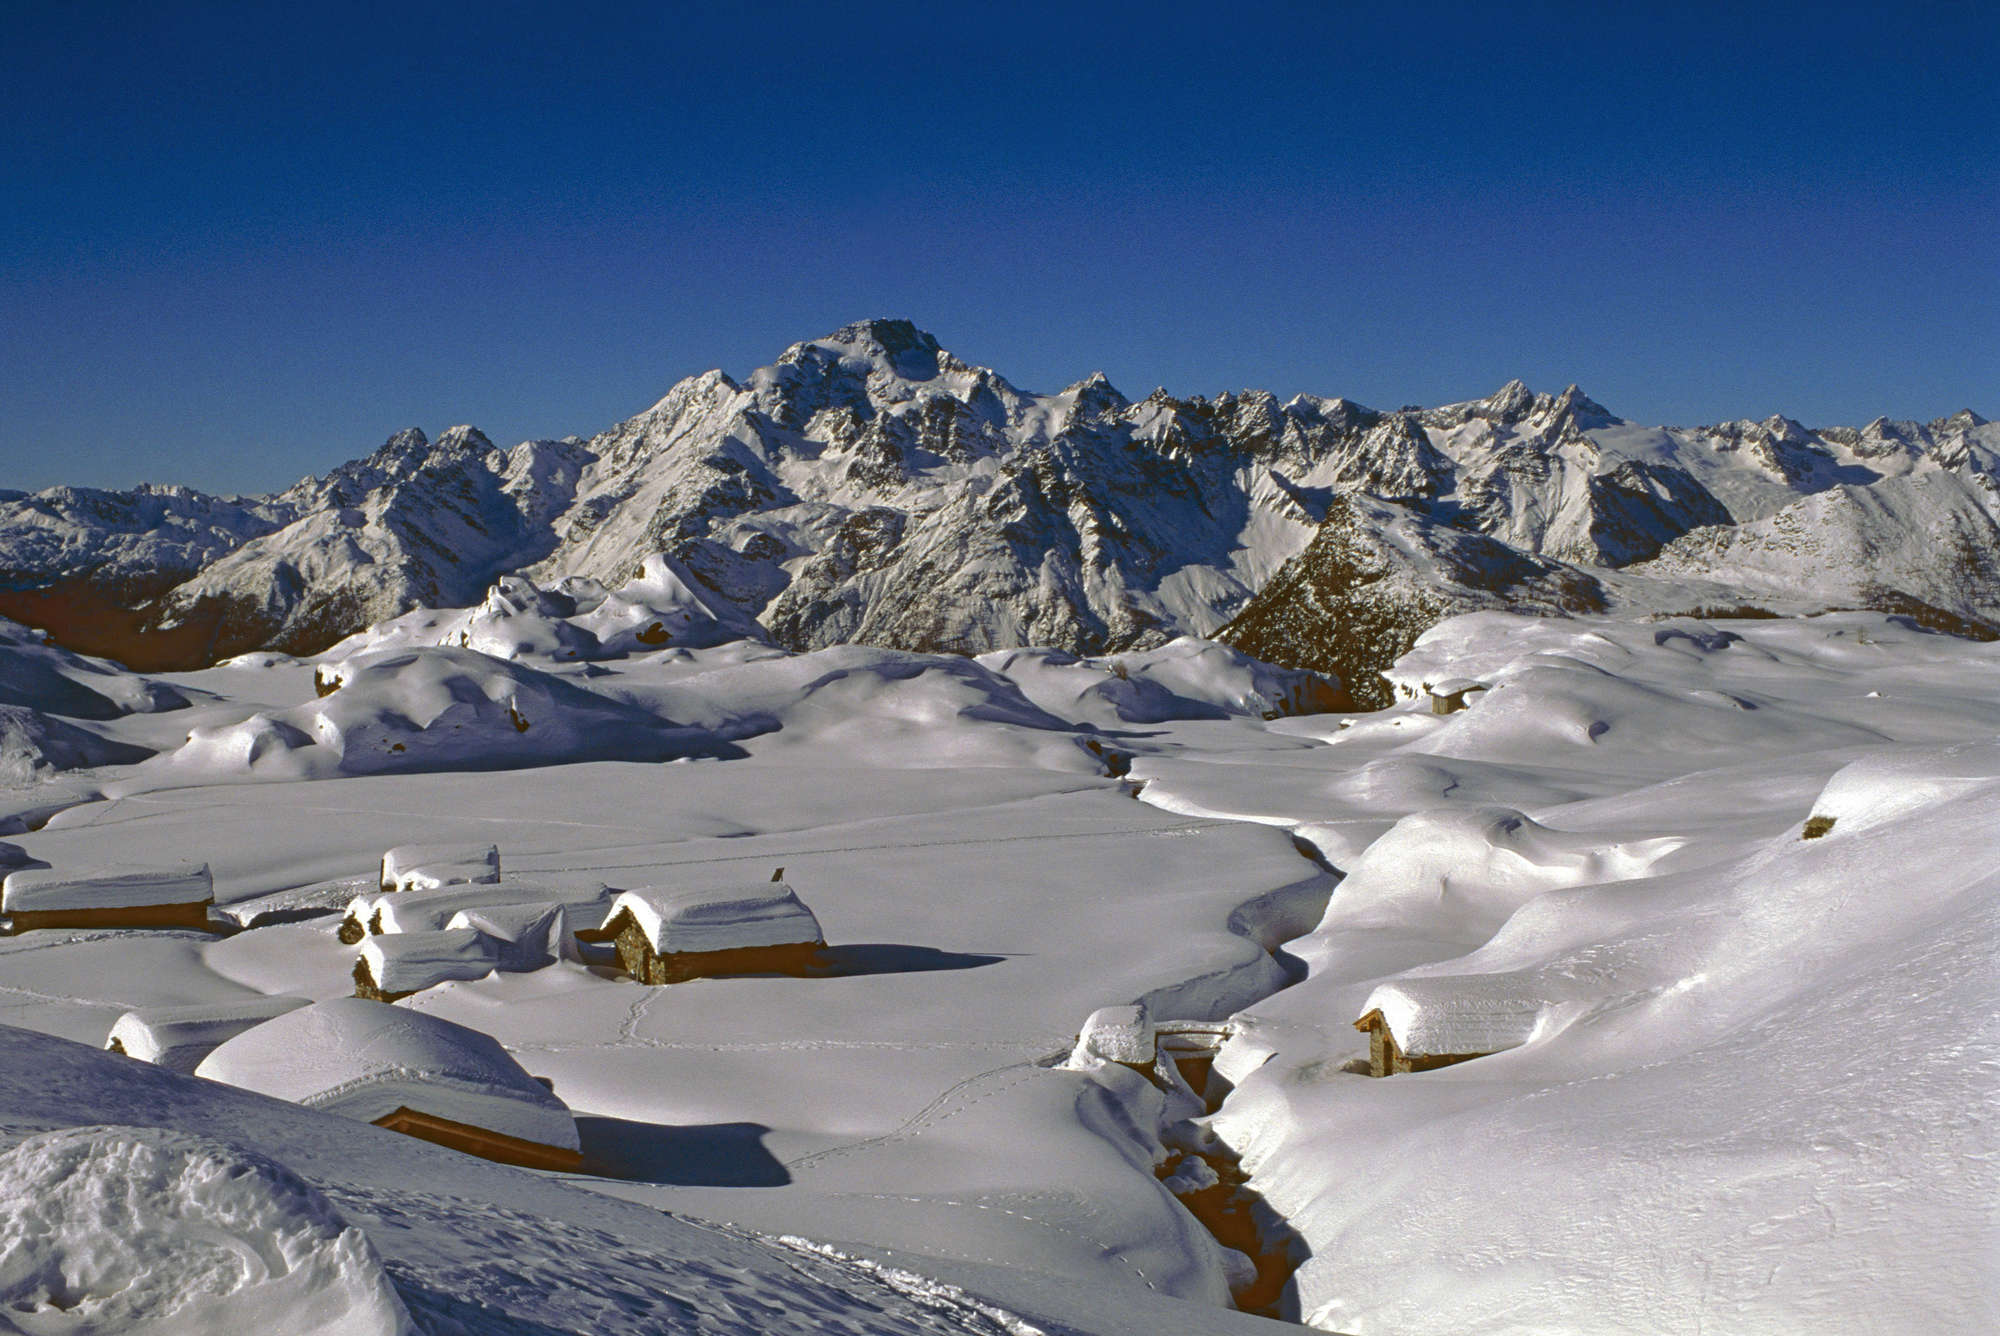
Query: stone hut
1353,977,1542,1077
196,997,583,1171
1425,677,1489,715
106,995,312,1073
599,875,824,985
1,862,214,934
378,842,500,893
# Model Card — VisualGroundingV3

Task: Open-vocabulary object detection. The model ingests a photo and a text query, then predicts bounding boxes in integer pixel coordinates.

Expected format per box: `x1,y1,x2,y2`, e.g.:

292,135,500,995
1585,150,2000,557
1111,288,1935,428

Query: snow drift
0,1124,415,1336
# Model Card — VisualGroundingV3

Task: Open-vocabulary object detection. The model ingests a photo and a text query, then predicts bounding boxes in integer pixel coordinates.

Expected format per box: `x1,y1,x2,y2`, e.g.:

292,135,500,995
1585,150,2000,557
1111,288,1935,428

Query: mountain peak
818,319,946,382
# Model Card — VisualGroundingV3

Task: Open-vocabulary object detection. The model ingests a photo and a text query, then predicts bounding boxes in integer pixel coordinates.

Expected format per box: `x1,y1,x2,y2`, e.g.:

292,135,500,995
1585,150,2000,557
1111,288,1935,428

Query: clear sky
3,1,1994,495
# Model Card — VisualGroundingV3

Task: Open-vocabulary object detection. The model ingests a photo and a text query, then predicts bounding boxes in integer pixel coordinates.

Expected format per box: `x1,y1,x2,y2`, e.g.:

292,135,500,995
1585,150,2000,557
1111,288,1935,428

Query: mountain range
4,319,1993,707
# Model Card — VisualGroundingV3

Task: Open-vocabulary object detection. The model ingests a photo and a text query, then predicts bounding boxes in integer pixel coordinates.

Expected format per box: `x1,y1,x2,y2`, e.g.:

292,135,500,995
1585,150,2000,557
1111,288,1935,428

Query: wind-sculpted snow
0,1124,416,1336
130,645,736,784
1187,610,2000,1333
976,639,1343,727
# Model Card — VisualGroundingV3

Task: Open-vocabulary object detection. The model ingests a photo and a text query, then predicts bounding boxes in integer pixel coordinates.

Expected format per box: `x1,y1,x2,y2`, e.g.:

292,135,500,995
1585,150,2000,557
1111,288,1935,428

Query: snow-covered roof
444,901,570,970
1069,1004,1155,1065
107,995,311,1073
1359,977,1545,1057
350,878,607,936
360,929,502,995
610,881,823,955
196,997,578,1151
380,843,499,892
2,861,211,913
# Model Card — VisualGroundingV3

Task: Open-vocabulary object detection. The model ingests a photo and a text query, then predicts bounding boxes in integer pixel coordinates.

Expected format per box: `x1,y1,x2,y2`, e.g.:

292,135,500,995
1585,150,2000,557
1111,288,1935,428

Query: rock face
3,320,1995,694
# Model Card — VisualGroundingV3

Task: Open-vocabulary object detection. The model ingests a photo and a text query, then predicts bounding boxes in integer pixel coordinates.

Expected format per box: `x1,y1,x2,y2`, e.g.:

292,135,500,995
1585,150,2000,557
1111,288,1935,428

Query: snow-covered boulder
140,645,734,783
355,929,503,1000
0,1125,415,1336
196,998,581,1168
2,861,214,932
379,841,499,893
107,996,312,1073
604,879,825,984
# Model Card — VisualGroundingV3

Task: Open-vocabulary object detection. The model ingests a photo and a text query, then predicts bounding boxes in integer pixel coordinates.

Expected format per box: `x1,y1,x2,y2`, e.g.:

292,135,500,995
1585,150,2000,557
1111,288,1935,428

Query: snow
379,841,499,892
358,929,504,995
2,861,211,912
0,1124,415,1336
612,880,825,953
196,998,580,1152
107,995,311,1072
0,600,1990,1331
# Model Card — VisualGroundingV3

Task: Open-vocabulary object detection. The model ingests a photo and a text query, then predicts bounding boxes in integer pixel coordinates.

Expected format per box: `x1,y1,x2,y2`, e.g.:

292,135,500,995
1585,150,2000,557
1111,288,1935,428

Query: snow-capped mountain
1,321,1992,699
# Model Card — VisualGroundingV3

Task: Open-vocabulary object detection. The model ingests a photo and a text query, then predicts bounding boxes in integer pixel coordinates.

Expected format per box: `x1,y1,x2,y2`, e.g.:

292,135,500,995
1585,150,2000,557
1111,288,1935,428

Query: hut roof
1359,976,1545,1057
349,878,609,936
107,995,311,1073
445,901,570,970
381,842,499,892
611,880,823,955
361,929,503,994
196,997,577,1151
2,861,212,913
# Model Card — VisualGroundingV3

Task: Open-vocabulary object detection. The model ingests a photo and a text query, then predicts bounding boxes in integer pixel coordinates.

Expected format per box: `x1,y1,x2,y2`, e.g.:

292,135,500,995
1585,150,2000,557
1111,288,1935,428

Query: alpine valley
3,319,1993,707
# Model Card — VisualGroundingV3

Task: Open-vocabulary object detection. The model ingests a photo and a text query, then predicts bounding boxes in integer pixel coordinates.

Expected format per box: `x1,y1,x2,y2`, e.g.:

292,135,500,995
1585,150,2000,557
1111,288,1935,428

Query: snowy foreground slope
4,320,1995,706
0,601,1993,1333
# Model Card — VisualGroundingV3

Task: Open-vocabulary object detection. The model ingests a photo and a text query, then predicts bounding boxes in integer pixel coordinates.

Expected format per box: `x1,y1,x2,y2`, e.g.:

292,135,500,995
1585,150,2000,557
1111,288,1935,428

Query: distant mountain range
4,319,1993,706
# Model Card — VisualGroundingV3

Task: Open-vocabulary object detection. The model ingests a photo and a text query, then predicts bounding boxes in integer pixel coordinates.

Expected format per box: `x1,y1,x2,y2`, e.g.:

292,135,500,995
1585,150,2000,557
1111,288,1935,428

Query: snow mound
1322,805,1682,947
322,556,767,665
571,552,768,654
0,618,188,719
628,643,1106,771
979,637,1343,726
136,646,736,784
0,704,154,780
195,997,578,1152
0,1124,414,1336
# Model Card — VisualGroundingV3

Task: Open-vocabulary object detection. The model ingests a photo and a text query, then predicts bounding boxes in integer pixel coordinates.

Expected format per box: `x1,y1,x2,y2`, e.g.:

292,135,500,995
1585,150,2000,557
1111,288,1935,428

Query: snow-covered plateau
0,568,1991,1332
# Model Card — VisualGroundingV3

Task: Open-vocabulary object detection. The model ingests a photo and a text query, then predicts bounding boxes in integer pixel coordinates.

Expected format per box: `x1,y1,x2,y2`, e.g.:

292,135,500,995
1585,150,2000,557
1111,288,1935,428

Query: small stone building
196,997,583,1171
1,862,214,934
106,996,312,1073
599,876,824,985
1353,977,1542,1077
378,842,501,893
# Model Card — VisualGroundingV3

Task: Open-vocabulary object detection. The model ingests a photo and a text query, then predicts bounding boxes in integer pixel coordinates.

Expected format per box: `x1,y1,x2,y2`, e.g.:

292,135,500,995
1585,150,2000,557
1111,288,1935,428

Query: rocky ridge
3,321,1994,699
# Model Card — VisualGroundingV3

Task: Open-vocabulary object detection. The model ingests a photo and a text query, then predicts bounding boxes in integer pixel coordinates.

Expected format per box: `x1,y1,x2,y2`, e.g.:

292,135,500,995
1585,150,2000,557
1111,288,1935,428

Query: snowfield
0,596,1991,1333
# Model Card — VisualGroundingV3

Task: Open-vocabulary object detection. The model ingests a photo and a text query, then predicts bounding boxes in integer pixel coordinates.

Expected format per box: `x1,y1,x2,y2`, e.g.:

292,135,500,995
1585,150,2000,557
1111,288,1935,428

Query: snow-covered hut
195,997,583,1171
354,929,504,1001
378,842,500,894
1353,977,1542,1076
106,995,312,1073
0,861,213,934
338,878,608,943
600,877,824,985
1425,677,1489,715
445,901,573,970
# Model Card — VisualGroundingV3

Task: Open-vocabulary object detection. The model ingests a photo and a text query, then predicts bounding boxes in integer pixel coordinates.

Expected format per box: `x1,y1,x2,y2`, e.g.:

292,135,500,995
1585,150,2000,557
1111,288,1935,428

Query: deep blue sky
3,1,1994,495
